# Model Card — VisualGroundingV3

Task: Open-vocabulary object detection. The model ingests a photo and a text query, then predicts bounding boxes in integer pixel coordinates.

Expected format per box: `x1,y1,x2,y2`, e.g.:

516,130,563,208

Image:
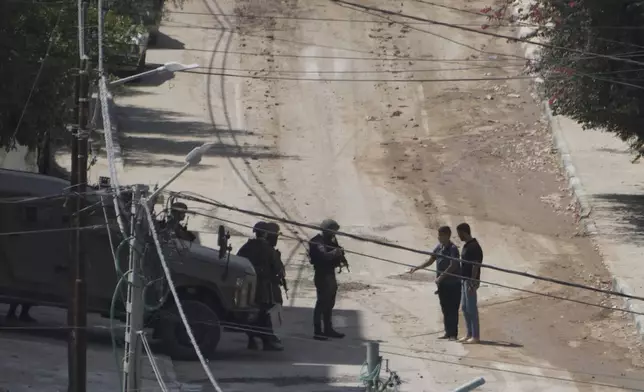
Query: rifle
280,276,289,300
337,248,350,274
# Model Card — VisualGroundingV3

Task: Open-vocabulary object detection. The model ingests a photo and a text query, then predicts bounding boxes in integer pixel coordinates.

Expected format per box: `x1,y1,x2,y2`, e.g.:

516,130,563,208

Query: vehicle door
0,198,70,300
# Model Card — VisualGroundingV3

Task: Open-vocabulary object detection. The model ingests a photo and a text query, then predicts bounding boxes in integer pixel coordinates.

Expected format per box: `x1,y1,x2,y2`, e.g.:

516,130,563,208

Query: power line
145,315,643,391
338,0,644,90
164,9,644,30
0,224,113,237
186,69,546,82
0,313,638,388
174,191,644,303
7,7,64,150
202,64,527,75
331,0,644,68
185,208,643,317
141,201,224,392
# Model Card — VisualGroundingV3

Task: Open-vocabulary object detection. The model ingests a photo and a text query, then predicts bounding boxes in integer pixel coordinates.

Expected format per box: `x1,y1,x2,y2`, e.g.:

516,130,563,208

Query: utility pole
122,185,148,392
67,45,81,392
69,0,90,390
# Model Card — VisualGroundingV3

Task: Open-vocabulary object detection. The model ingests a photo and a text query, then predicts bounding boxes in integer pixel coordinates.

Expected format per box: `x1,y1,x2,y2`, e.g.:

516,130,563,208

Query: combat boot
324,329,345,339
263,339,284,351
313,327,328,341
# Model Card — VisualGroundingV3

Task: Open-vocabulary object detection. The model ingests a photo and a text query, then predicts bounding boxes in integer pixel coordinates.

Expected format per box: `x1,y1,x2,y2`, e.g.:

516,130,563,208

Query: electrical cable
141,200,224,392
165,9,644,30
340,0,644,91
171,192,644,303
139,331,170,392
7,6,64,149
147,314,642,391
331,0,644,68
0,189,114,204
187,69,548,83
0,224,113,237
183,208,644,317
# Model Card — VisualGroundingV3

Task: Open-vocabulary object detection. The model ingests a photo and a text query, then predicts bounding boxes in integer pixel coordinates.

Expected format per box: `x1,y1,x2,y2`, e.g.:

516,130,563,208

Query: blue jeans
461,281,480,339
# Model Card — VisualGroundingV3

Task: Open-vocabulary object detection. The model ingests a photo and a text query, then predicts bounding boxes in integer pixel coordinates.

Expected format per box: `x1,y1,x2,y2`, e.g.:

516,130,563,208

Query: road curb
543,103,644,340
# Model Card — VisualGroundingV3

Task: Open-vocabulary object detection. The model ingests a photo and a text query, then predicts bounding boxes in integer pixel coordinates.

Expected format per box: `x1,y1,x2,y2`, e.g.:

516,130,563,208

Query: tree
489,0,644,151
0,0,151,153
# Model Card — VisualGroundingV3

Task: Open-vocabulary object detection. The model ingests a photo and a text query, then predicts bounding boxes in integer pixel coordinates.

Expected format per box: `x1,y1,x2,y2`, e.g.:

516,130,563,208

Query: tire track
201,0,311,303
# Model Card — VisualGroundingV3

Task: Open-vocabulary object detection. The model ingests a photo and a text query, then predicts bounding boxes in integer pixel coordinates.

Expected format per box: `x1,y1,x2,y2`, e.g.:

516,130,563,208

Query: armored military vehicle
0,168,258,360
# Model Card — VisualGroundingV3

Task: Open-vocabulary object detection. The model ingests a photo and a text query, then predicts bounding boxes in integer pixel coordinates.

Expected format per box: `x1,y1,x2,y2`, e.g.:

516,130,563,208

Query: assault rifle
280,276,289,300
337,248,350,274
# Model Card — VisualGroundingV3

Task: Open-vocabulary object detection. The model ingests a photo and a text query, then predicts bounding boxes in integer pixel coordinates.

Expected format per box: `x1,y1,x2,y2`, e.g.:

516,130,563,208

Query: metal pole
123,185,147,392
366,341,380,391
451,377,486,392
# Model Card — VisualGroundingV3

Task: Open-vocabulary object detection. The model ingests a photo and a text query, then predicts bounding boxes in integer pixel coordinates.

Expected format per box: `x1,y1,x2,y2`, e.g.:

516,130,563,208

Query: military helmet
265,222,280,235
171,202,188,211
253,221,268,235
320,219,340,232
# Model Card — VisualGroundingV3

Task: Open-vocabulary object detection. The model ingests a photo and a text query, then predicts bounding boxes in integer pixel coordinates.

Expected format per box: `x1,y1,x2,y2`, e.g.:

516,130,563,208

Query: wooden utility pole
69,0,90,390
67,65,80,392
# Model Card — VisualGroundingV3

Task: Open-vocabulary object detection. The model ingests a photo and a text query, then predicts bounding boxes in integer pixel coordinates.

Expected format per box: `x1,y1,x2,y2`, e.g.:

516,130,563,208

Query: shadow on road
115,106,298,167
149,31,186,50
593,193,644,243
174,306,367,390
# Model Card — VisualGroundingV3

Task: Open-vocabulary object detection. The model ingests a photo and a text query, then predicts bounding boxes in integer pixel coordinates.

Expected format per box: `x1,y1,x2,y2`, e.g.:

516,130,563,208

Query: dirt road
78,0,644,390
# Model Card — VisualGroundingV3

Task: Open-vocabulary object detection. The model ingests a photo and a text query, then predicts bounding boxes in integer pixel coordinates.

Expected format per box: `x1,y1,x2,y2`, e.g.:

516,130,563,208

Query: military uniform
309,219,346,340
237,222,283,351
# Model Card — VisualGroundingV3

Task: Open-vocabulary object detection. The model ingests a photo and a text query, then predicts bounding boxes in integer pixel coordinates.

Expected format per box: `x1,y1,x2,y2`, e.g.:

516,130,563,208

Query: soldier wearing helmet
166,202,196,242
237,221,284,351
308,219,346,340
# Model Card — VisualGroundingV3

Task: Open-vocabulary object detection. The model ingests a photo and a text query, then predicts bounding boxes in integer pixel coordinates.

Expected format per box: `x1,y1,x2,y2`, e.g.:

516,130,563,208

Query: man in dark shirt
410,226,461,340
457,223,483,344
308,219,345,341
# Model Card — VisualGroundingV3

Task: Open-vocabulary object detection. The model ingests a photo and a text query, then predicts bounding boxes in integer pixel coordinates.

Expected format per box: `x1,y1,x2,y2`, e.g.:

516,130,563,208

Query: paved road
65,0,644,390
0,305,176,391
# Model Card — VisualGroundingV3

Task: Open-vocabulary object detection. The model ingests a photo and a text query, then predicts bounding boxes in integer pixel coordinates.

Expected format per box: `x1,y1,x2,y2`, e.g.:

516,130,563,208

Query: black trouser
247,303,279,343
437,281,461,338
314,273,337,333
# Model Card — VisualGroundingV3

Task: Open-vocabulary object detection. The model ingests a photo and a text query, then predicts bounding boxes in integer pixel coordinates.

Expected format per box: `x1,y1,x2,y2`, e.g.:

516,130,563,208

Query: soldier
308,219,346,341
265,222,286,306
237,221,284,351
165,202,196,242
265,222,286,345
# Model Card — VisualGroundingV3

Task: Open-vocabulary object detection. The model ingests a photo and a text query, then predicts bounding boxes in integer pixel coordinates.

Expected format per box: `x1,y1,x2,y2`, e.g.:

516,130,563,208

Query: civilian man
457,223,483,344
410,226,461,340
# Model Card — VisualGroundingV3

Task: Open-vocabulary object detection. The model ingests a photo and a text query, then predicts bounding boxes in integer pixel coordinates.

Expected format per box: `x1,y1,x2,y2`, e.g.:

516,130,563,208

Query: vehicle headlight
234,277,249,307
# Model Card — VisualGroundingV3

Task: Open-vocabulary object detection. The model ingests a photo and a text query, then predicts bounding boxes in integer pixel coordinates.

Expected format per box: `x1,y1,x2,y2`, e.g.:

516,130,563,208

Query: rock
392,110,403,117
507,93,521,98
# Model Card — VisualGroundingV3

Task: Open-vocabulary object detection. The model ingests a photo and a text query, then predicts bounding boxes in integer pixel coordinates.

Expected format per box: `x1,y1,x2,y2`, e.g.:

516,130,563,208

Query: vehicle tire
157,299,221,361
